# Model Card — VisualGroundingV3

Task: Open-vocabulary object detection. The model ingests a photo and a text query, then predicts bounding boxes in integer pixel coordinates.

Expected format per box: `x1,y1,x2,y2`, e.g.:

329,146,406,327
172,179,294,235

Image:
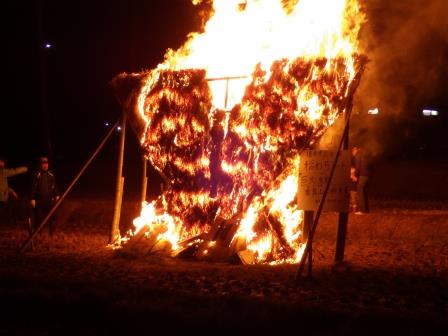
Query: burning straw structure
111,0,366,264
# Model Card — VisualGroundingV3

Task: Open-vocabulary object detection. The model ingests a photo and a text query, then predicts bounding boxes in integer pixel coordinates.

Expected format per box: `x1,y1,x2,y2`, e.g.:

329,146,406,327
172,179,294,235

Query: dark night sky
2,0,206,197
2,0,448,170
3,1,201,165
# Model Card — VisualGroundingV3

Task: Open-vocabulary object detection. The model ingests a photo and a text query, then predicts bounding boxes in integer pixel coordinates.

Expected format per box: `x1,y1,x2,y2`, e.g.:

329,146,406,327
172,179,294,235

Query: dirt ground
0,199,447,335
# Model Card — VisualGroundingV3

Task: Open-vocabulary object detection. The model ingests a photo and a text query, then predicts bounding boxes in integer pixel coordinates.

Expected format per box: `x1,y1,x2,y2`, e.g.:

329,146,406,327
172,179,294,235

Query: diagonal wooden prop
295,60,367,282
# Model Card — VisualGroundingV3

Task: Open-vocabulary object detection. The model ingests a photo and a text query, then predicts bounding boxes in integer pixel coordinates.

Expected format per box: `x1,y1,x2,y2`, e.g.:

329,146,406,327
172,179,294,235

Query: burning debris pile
111,0,366,264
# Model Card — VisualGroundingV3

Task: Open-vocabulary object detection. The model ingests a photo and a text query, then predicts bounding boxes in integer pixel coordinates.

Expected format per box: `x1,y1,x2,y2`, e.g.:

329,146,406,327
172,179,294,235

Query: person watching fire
351,145,372,215
30,156,59,235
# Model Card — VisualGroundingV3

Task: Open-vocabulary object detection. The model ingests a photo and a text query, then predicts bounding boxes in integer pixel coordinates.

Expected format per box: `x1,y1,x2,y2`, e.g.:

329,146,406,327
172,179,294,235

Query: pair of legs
357,175,369,213
349,191,358,212
33,200,57,236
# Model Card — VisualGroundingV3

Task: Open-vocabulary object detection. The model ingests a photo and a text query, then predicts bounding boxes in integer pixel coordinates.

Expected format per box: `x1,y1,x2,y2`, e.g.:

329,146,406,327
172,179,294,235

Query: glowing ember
112,0,366,264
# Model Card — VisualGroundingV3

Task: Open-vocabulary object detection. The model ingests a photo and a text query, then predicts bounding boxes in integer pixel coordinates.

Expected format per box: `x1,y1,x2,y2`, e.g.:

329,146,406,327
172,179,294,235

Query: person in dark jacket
352,146,372,214
30,156,59,235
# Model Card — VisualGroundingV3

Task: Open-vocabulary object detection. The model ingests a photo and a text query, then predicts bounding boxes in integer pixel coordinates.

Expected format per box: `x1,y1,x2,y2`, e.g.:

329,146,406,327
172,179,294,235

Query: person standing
0,157,28,224
349,166,358,212
352,146,372,214
30,156,59,235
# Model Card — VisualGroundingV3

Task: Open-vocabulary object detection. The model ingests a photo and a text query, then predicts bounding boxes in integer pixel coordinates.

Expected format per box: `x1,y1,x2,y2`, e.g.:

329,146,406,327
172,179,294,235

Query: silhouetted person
349,166,358,212
30,156,59,235
0,156,28,224
352,146,372,214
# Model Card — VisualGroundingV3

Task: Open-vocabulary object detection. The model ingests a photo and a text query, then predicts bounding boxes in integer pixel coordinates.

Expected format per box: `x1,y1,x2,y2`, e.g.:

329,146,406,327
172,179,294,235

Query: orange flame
161,0,363,109
123,0,365,264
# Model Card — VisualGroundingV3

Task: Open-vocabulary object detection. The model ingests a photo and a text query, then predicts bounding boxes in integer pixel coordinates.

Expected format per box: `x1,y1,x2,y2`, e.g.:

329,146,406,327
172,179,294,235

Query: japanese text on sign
297,150,350,212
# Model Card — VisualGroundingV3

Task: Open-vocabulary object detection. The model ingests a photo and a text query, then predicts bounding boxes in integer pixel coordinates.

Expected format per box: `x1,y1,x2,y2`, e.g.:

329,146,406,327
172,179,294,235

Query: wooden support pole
335,88,351,265
302,211,314,242
141,156,148,205
335,212,348,264
111,114,127,245
308,240,313,277
303,211,314,277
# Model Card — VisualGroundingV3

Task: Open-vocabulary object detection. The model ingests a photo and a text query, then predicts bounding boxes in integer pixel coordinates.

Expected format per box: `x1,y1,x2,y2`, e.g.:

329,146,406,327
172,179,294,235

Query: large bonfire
112,0,366,264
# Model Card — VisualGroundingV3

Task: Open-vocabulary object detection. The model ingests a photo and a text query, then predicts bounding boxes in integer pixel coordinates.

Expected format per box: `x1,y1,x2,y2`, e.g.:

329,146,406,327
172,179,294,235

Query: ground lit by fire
114,0,366,263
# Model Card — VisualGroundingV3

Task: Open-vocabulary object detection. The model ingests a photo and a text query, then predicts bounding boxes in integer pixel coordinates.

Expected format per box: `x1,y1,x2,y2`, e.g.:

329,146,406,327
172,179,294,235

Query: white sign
297,150,350,212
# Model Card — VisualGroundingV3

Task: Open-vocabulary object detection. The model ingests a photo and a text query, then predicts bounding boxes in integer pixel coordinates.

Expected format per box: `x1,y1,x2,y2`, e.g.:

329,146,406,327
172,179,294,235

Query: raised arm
5,167,28,178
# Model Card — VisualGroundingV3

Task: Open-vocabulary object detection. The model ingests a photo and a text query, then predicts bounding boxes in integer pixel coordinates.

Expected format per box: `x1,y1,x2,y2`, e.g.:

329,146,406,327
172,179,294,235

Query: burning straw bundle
111,54,366,263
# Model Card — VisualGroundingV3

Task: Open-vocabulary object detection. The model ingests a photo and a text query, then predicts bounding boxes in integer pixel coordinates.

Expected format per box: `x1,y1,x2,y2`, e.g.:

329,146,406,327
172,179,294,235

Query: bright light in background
117,126,122,132
44,43,52,49
422,109,439,117
104,122,110,127
368,107,379,115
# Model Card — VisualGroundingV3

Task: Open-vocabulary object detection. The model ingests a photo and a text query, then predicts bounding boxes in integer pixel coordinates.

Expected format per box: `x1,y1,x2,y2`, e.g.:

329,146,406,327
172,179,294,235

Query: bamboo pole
303,211,314,277
206,75,247,82
302,211,314,242
140,156,148,205
19,121,120,254
295,60,366,282
335,106,351,264
116,176,125,229
110,114,127,245
224,78,229,110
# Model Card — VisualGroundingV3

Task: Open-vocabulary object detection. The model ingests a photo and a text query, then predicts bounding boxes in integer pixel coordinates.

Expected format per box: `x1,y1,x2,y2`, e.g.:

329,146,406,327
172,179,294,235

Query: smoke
351,0,448,158
357,0,448,114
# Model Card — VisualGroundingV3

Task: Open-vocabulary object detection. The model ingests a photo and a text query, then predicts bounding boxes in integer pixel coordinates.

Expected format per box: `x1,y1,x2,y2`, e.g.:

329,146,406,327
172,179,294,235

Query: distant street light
44,42,52,49
368,107,379,115
422,109,439,117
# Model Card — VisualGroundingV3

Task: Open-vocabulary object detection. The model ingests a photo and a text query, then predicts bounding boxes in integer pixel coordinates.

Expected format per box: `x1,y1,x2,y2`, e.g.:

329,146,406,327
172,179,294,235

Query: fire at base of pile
121,201,305,265
113,54,366,265
120,201,262,264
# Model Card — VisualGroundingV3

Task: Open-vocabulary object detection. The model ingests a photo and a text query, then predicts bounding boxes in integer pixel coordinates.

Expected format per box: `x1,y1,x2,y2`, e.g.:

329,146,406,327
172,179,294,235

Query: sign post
335,113,350,265
297,149,350,276
316,116,352,265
